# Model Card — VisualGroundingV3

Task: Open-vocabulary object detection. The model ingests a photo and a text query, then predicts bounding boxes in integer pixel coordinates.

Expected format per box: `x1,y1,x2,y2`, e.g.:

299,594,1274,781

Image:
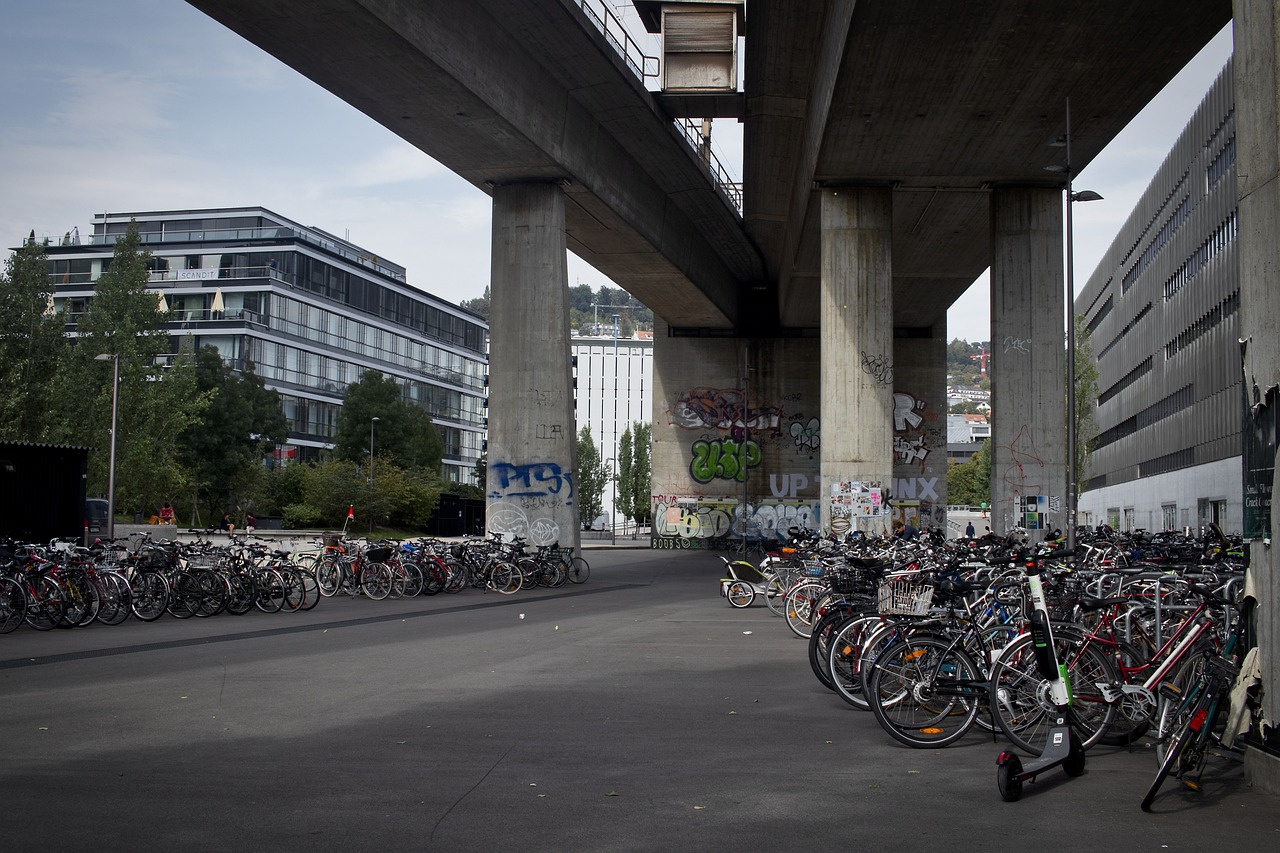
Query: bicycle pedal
1180,779,1202,793
1158,683,1182,702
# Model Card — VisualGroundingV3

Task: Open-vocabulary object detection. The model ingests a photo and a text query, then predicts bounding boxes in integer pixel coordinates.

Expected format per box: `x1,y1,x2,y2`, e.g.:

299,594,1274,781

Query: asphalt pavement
2,549,1277,852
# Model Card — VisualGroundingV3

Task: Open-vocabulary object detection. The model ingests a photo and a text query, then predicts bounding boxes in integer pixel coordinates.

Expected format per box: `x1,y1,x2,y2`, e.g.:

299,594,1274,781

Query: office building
1075,61,1240,533
45,207,488,485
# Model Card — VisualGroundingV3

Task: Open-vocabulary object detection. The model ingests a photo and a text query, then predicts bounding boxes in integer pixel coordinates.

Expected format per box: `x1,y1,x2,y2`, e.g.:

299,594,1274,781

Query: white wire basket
876,575,935,616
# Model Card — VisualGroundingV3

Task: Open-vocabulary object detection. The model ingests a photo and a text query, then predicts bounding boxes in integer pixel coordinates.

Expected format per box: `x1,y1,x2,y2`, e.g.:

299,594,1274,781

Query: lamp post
94,353,119,540
368,416,380,534
606,457,617,546
1053,98,1103,551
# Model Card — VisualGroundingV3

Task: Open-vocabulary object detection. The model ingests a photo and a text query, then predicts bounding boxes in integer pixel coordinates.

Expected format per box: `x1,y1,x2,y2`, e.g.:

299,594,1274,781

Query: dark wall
0,443,90,543
425,493,484,537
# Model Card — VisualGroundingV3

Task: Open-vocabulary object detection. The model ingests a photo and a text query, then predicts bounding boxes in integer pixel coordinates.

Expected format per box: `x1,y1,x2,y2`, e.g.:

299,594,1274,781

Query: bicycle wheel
223,571,255,615
489,562,521,595
0,577,27,634
314,554,343,597
25,576,67,631
58,573,99,628
809,605,865,690
1141,709,1200,811
130,570,169,622
867,633,983,748
567,556,590,584
400,562,424,597
94,572,133,626
764,574,789,617
360,563,393,600
253,569,286,612
988,628,1117,755
827,612,884,709
783,582,824,638
278,567,307,611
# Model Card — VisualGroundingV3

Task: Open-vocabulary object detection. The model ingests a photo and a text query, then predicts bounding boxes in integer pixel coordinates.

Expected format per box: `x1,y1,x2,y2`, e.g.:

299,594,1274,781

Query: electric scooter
995,546,1086,801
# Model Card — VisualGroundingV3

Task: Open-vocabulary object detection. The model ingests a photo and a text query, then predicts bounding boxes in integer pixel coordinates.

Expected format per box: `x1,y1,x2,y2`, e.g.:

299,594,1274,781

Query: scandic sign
176,269,219,280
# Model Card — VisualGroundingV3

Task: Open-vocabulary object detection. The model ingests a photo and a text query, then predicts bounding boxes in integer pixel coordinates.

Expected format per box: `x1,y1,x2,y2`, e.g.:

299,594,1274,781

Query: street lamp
94,353,119,540
1049,98,1103,551
368,416,380,534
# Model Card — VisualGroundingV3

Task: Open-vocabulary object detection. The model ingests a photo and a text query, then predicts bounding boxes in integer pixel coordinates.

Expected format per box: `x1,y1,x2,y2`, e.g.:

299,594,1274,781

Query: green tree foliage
177,346,288,520
272,456,441,532
947,439,991,507
575,426,610,526
1073,315,1099,498
613,422,651,524
616,425,634,522
0,237,64,441
945,338,990,387
46,222,205,516
333,370,444,475
630,422,652,524
459,285,489,320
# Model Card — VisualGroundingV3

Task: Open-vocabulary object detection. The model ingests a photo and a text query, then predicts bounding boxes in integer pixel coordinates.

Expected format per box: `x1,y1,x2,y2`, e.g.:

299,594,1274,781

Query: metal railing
573,0,659,80
569,0,742,215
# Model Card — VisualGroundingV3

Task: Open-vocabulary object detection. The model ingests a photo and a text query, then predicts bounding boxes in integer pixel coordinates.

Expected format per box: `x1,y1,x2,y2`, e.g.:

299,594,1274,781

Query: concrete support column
820,187,894,535
989,187,1066,535
1234,0,1280,793
892,323,949,534
486,182,580,552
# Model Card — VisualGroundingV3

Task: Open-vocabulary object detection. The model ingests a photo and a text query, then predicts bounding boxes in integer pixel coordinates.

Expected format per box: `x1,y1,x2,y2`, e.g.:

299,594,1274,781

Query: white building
572,330,653,526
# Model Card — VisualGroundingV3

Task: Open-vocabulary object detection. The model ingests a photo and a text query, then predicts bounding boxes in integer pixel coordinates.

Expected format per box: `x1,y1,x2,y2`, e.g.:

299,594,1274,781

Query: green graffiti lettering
689,438,762,484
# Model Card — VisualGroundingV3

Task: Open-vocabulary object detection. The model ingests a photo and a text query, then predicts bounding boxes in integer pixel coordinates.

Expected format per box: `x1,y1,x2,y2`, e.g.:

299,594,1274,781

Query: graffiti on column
860,351,894,385
689,438,762,484
789,417,821,451
996,423,1057,531
651,495,820,550
666,386,784,436
487,461,574,546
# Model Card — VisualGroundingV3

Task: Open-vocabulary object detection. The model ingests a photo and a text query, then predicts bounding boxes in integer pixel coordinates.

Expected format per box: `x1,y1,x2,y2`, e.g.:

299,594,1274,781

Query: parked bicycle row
0,531,590,633
717,524,1262,809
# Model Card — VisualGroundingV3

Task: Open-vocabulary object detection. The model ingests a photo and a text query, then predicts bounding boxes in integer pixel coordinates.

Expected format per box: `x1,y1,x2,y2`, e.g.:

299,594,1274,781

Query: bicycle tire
94,572,133,626
314,554,343,597
25,576,67,630
223,571,255,615
1141,711,1198,811
826,612,882,707
130,570,169,622
361,563,393,600
0,577,27,634
783,581,824,638
567,556,591,584
988,628,1117,755
809,605,865,691
867,633,983,748
253,569,286,613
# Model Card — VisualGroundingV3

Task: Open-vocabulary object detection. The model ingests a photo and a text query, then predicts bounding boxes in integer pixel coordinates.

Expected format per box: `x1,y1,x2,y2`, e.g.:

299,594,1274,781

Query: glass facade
46,207,489,484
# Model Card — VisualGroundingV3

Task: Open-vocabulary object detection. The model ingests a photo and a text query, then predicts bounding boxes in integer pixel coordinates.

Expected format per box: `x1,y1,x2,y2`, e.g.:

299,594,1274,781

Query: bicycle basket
803,559,826,577
322,532,342,548
876,575,935,616
365,546,393,563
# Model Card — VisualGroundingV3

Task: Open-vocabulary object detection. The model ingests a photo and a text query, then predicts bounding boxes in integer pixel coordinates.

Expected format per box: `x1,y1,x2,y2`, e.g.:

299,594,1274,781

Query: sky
0,2,1234,342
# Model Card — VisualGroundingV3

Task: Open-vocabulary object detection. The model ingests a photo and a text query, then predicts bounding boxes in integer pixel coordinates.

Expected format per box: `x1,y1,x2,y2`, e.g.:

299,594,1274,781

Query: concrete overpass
186,0,1280,791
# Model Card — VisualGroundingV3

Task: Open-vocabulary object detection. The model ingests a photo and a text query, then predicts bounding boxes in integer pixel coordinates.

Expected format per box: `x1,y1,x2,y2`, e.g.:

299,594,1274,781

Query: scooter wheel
1063,738,1086,777
997,752,1024,802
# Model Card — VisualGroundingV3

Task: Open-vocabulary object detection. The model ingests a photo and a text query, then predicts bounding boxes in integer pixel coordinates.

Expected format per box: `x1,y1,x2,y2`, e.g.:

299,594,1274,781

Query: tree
616,425,634,522
48,221,204,517
947,439,991,507
459,286,490,321
333,370,443,475
0,236,66,441
613,421,651,524
631,422,651,525
177,346,288,521
1073,314,1100,501
575,426,610,527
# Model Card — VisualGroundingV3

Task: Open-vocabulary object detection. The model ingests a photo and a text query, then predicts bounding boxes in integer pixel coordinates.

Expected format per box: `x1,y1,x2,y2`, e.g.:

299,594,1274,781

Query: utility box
634,0,744,93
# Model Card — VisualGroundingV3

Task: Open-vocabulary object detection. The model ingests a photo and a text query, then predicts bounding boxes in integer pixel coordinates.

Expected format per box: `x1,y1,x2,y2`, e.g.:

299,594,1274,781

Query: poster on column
830,480,888,519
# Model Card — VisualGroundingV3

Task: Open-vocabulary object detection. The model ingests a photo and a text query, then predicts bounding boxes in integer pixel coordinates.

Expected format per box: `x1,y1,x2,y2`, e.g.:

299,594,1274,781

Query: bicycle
1140,583,1251,811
